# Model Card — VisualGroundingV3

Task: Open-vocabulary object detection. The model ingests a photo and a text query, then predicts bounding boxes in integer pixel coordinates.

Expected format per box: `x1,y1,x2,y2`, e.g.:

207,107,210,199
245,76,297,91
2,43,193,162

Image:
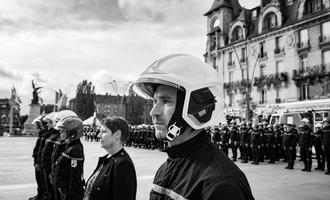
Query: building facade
0,98,20,135
205,0,330,125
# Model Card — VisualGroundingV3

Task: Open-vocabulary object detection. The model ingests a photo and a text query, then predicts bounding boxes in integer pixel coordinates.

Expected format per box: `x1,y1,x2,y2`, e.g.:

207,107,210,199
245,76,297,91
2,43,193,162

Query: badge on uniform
71,160,77,168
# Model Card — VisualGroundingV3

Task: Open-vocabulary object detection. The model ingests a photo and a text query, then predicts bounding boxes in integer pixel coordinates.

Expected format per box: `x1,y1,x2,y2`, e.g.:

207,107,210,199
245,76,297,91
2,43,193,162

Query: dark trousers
267,144,275,162
231,143,238,160
285,147,295,168
252,145,260,164
241,144,248,162
35,166,45,197
325,145,330,172
43,169,54,200
314,141,325,169
221,143,229,156
300,146,312,170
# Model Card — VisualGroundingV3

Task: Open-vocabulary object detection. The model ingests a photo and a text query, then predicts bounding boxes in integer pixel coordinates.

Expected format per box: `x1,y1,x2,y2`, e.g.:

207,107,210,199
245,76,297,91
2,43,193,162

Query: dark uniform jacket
323,126,330,146
150,131,255,200
36,129,53,165
51,137,66,180
54,139,84,200
32,129,43,166
298,126,312,147
282,130,297,148
85,148,137,200
240,128,250,145
212,128,221,143
250,129,261,145
230,127,240,144
265,130,275,145
41,128,59,173
220,128,230,144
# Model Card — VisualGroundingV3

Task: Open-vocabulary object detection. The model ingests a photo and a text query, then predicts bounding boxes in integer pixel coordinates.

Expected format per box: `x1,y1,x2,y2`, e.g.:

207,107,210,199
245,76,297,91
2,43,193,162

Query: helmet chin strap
165,89,189,141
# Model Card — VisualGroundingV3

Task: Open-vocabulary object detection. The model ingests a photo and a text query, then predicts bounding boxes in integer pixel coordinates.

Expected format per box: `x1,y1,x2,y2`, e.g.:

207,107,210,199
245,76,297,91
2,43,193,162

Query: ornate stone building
204,0,330,125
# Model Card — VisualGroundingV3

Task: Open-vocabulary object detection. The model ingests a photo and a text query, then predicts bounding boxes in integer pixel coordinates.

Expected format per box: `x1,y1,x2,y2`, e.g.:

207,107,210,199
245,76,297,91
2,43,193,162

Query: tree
75,80,96,120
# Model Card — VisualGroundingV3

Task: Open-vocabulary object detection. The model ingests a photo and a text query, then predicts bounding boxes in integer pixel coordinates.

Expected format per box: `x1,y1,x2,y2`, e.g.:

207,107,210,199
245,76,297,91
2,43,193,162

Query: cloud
0,65,23,80
0,0,125,31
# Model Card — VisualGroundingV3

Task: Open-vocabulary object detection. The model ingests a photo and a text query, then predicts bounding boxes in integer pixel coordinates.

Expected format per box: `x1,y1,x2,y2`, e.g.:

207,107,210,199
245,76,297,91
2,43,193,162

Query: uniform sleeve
32,138,41,165
113,160,137,200
203,178,254,200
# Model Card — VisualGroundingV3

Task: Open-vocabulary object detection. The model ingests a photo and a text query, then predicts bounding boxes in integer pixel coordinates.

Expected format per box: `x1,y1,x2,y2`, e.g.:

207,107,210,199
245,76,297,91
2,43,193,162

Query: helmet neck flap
166,89,189,141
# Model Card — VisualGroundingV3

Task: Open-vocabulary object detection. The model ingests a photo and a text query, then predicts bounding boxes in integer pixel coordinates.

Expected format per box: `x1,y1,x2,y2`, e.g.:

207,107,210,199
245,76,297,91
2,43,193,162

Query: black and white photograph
0,0,330,200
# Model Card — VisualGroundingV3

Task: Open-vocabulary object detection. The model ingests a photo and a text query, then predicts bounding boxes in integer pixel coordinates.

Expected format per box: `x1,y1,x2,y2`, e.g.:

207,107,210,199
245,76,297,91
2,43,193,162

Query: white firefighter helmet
55,116,83,141
315,123,323,129
301,118,310,124
32,114,46,124
131,54,224,130
54,110,78,125
43,112,58,127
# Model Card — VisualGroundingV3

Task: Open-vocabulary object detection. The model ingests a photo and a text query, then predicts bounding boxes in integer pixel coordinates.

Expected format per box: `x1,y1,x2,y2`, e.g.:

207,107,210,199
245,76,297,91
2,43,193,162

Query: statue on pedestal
32,80,42,104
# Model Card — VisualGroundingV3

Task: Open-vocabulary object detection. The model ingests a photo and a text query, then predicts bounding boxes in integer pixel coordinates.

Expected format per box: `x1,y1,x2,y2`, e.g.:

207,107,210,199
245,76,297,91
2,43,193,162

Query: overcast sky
0,0,259,114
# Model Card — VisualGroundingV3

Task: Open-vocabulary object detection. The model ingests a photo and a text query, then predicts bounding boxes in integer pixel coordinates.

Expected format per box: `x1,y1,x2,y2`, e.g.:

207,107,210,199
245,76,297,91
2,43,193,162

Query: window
321,21,330,42
323,50,330,64
260,89,266,104
232,26,243,42
212,56,217,69
299,29,308,46
213,19,220,28
276,61,283,73
304,0,323,14
260,65,265,76
301,56,309,71
228,52,233,65
275,36,284,53
259,41,266,58
263,13,277,32
241,47,246,63
229,71,234,82
242,68,246,79
302,83,310,100
252,9,258,18
229,94,234,107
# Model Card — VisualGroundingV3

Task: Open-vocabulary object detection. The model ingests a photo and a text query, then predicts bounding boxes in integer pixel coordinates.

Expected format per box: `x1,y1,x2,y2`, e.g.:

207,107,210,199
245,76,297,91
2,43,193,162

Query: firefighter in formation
209,117,330,175
29,110,85,200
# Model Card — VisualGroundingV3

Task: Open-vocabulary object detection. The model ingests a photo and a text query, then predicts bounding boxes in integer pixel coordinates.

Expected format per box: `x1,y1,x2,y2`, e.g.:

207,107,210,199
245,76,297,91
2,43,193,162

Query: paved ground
0,137,329,200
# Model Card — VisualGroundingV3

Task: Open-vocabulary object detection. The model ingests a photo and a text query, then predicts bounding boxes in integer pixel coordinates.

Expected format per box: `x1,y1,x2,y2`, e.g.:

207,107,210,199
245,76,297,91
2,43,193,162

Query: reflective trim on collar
152,184,189,200
61,152,84,161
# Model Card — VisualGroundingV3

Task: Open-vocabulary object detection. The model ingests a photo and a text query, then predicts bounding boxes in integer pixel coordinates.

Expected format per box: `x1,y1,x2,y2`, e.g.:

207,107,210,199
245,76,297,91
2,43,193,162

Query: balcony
223,79,250,94
319,34,330,49
258,52,268,62
292,63,330,86
296,40,310,54
210,43,216,51
253,72,288,89
274,47,285,58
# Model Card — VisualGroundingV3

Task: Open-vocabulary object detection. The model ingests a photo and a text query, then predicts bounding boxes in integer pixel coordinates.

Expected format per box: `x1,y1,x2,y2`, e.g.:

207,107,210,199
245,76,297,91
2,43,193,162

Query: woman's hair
101,116,130,143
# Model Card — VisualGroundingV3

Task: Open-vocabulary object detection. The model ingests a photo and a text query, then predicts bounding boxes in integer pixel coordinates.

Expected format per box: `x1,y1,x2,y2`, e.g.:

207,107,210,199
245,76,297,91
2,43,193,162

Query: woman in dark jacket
83,117,137,200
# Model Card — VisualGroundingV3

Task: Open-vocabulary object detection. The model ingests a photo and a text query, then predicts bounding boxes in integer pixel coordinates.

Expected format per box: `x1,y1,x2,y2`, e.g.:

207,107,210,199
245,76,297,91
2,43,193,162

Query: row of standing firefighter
83,124,168,150
30,110,85,200
208,118,330,174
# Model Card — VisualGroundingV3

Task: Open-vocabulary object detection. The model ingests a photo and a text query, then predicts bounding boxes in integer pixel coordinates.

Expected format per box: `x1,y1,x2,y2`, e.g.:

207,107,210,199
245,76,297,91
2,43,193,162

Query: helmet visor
132,78,183,99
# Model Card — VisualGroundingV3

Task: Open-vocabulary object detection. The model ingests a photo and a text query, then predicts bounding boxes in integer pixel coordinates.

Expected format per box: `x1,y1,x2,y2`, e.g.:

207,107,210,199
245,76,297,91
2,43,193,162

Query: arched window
263,12,277,32
304,0,323,15
232,26,243,42
213,18,220,28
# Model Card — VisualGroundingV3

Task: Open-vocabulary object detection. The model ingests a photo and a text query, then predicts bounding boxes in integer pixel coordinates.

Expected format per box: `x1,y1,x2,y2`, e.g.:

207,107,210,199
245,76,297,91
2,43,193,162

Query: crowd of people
207,118,330,174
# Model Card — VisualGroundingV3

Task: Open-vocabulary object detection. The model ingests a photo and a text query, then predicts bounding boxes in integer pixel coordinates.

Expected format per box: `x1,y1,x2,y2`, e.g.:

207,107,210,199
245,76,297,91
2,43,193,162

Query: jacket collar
163,131,206,158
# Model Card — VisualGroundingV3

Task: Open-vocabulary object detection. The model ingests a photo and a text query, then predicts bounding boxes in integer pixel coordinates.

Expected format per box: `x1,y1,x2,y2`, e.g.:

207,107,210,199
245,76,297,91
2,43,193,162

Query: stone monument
23,80,42,135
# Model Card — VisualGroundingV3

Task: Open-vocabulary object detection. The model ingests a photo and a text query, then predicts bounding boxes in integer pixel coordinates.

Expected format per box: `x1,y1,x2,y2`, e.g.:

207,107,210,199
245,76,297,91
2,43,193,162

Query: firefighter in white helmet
53,116,85,200
132,54,254,199
298,118,313,172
